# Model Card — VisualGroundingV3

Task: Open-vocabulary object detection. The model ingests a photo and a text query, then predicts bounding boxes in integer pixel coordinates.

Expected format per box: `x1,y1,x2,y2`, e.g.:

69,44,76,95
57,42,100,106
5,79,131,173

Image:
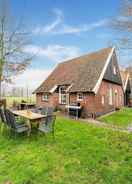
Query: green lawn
0,117,132,184
98,108,132,128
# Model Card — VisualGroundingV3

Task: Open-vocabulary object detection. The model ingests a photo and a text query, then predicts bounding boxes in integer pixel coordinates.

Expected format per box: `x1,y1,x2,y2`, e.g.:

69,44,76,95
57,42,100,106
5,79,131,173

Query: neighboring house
120,70,131,106
129,76,132,107
34,47,124,118
126,67,132,106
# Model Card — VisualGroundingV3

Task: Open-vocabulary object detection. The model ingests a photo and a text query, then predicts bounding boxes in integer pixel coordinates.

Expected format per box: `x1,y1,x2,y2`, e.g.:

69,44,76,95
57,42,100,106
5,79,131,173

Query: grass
98,108,132,128
0,116,132,184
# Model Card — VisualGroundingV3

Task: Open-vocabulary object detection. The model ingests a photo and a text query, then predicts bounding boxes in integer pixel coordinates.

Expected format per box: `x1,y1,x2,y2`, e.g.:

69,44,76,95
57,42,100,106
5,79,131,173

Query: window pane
109,88,113,105
102,96,105,105
42,94,49,101
77,93,83,100
61,94,66,104
113,66,116,75
59,86,67,104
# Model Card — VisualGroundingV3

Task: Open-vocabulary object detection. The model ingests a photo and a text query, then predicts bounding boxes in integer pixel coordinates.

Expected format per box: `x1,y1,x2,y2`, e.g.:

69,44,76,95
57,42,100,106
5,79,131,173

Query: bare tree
126,65,132,75
0,0,32,99
109,0,132,83
111,0,132,50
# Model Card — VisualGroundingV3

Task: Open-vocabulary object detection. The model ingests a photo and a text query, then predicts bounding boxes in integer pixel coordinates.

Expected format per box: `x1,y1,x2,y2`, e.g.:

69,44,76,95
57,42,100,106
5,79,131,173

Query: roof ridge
59,47,113,65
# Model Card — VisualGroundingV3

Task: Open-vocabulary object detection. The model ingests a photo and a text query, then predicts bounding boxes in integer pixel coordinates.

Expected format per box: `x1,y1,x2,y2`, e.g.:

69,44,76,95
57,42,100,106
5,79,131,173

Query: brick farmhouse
34,47,130,118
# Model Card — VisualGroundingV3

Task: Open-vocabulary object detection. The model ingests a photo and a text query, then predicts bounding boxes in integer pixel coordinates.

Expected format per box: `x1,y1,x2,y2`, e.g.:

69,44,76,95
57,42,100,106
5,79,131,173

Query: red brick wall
36,93,59,108
95,80,124,112
69,92,95,117
36,80,124,117
69,80,124,117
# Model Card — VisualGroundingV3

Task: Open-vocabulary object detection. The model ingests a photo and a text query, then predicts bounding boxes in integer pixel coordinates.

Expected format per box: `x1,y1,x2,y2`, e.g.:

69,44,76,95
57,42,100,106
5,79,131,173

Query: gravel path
57,112,131,133
80,118,131,133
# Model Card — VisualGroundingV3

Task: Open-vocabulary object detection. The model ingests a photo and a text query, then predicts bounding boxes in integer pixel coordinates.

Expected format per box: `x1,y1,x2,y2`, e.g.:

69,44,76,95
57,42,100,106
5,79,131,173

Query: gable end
93,47,115,94
103,51,122,85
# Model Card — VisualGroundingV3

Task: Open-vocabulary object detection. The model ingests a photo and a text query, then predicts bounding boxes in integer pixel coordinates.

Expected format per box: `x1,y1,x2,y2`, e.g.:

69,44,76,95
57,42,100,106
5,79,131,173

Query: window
77,93,84,101
114,89,119,107
59,86,67,104
109,88,113,105
113,65,117,75
42,94,49,101
120,94,123,105
102,96,105,105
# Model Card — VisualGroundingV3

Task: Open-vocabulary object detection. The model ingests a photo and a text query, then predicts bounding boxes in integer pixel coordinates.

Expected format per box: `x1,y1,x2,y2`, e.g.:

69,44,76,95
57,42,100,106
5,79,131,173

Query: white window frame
113,65,117,75
102,95,105,105
109,88,113,105
59,86,67,105
42,93,49,102
77,93,84,101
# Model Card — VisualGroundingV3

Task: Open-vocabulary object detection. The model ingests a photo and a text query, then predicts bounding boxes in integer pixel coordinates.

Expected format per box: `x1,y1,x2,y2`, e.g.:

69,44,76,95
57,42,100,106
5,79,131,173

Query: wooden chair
3,109,11,128
4,109,29,137
38,115,56,139
0,108,7,131
0,108,6,124
32,107,48,115
47,107,54,115
0,100,7,127
40,107,48,115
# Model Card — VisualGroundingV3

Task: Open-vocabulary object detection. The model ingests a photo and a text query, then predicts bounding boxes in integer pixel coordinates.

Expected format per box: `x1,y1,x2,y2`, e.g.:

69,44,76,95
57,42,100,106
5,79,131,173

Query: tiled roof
34,47,112,93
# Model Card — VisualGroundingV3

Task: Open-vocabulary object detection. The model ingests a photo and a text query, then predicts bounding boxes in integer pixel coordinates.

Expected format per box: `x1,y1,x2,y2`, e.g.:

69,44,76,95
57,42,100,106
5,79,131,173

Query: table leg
27,120,31,136
37,120,41,128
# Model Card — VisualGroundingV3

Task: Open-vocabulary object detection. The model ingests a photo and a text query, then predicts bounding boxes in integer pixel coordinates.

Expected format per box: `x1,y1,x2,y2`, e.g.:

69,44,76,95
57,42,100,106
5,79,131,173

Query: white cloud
116,16,130,22
33,8,108,35
4,43,80,91
20,42,81,90
33,8,63,35
11,68,51,89
24,44,81,62
54,19,108,35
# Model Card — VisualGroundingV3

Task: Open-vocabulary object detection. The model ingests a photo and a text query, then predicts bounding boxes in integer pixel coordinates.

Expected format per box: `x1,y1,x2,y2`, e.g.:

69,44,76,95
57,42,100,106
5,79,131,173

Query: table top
13,110,46,120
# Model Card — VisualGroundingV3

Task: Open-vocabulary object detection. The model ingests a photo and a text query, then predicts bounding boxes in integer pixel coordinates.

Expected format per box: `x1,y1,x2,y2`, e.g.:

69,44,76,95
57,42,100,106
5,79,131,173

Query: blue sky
8,0,124,89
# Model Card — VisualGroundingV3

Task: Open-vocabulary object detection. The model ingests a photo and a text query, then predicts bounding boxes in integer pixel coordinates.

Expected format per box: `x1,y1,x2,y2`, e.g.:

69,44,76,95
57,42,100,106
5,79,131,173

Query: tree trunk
0,76,6,108
0,78,2,100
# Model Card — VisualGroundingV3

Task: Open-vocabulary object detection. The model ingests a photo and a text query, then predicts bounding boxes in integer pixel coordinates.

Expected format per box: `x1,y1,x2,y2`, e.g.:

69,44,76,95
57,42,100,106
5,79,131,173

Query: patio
0,99,56,138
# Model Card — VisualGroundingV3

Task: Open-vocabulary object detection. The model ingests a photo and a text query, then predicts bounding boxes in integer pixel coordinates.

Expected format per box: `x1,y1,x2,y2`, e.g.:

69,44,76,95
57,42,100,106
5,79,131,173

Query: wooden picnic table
13,110,46,135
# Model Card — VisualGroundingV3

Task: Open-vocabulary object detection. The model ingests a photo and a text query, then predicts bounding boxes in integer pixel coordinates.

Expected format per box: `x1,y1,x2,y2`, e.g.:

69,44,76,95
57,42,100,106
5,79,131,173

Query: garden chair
0,108,7,131
32,107,48,115
4,109,29,137
47,107,54,115
40,107,48,115
31,108,38,113
0,109,13,135
32,106,41,113
0,108,6,124
38,115,56,139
